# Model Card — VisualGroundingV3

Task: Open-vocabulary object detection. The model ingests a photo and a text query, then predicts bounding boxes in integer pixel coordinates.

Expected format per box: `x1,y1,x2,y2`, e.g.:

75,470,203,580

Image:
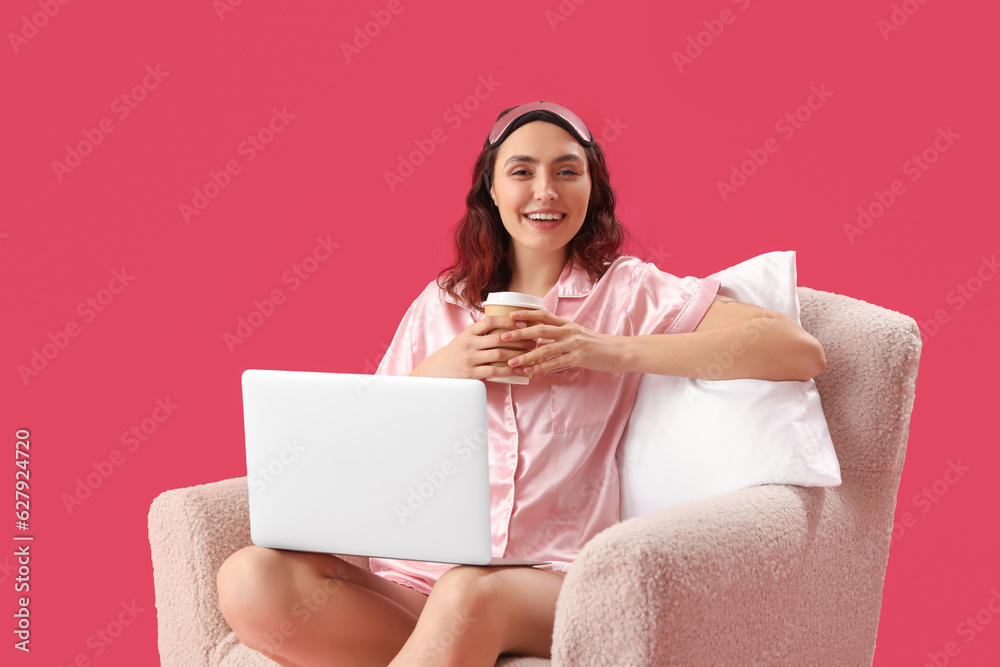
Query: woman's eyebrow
503,154,585,167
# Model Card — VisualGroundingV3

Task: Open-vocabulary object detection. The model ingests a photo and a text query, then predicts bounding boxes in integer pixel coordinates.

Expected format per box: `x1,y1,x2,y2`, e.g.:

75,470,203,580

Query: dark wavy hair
436,106,642,313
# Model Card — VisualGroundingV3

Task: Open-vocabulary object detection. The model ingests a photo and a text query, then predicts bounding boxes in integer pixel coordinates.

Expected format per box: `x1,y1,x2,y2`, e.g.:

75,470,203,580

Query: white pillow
617,250,841,520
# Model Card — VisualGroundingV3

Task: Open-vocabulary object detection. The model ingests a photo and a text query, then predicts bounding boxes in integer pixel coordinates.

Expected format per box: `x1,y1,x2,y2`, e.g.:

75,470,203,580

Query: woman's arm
503,296,825,382
615,296,826,382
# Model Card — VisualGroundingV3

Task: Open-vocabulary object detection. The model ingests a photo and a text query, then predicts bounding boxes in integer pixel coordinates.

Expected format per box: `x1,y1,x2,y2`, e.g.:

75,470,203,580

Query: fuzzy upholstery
148,286,921,666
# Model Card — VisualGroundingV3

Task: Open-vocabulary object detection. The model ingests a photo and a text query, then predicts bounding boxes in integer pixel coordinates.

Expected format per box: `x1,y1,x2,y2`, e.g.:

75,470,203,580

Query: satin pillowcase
617,250,841,520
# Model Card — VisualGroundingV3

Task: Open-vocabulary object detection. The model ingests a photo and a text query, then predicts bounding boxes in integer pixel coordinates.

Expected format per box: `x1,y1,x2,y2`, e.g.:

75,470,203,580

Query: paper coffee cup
483,292,545,385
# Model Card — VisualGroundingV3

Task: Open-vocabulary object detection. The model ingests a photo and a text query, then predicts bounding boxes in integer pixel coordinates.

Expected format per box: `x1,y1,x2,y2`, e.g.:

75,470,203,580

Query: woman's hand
409,315,540,381
500,310,625,375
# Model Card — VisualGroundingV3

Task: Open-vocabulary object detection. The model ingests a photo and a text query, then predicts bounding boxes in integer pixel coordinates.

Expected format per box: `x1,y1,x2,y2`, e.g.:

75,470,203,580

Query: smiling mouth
523,213,566,226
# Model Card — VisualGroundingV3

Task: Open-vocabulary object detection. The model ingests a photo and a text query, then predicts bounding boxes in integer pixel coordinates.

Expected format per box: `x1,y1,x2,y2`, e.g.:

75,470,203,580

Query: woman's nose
533,174,557,200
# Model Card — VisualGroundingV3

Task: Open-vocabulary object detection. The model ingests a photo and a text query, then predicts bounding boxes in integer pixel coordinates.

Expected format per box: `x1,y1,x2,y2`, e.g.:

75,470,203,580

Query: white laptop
241,369,548,567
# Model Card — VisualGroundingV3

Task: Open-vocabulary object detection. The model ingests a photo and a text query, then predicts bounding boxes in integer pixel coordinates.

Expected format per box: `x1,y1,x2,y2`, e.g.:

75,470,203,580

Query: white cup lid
484,292,546,309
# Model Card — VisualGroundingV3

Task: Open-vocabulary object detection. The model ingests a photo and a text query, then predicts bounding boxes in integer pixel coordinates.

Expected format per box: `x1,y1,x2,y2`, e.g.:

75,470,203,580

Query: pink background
3,0,997,664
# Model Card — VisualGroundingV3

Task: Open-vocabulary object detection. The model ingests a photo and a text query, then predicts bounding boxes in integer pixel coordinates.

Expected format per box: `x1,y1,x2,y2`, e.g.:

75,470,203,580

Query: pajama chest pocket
549,366,624,434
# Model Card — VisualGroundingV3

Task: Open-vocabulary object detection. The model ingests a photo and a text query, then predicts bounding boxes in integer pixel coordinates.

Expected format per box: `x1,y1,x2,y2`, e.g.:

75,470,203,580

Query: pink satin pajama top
368,254,721,595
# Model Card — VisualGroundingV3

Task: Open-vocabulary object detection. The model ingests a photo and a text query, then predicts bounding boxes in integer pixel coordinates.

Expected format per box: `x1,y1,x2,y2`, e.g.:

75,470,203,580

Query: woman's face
489,120,591,258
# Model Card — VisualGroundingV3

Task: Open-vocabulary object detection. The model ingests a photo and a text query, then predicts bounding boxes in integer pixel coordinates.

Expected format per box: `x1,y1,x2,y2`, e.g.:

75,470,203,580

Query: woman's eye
510,169,580,176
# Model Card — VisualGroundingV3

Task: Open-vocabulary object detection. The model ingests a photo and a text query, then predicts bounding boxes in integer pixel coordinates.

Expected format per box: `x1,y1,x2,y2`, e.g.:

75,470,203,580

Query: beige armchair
148,286,921,666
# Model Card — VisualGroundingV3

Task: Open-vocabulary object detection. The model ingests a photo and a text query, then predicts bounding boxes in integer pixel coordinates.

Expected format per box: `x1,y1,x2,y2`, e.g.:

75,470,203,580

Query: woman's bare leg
217,545,428,666
388,565,566,667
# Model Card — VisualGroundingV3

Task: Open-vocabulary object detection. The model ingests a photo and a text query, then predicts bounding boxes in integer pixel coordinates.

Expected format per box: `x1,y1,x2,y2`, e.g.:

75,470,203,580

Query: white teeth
526,213,563,221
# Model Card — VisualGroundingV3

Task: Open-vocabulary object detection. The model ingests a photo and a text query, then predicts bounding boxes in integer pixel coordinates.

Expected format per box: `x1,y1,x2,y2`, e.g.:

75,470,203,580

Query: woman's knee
429,566,498,627
217,546,296,629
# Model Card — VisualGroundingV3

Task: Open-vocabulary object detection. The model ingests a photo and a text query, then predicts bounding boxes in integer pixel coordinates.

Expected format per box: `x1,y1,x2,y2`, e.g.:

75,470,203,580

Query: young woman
216,100,826,666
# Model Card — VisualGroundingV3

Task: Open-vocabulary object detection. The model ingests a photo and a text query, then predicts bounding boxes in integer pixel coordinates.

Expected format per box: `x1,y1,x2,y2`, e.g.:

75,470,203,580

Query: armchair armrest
148,476,376,666
148,476,254,667
551,475,891,666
